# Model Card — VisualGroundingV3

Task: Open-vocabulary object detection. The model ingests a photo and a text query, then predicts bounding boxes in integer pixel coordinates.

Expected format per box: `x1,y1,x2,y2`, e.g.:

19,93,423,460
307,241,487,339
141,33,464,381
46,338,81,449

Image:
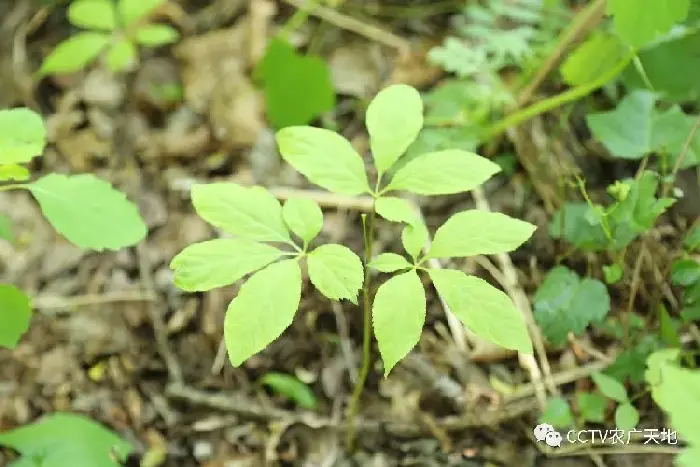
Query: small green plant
671,226,700,323
0,413,132,467
40,0,179,75
0,107,147,350
170,84,537,447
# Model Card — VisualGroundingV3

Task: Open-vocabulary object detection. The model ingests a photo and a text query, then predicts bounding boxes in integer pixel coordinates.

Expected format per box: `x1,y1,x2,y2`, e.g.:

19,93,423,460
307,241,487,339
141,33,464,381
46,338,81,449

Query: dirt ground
0,1,695,466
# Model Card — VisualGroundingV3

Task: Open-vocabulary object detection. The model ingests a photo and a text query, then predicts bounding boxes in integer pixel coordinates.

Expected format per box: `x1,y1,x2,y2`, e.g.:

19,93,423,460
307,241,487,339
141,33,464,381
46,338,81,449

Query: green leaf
372,270,426,376
0,284,32,349
106,38,137,72
0,164,30,182
369,253,412,273
658,303,681,347
224,259,302,366
135,24,180,46
260,372,318,410
609,171,675,233
27,174,147,251
0,413,132,467
118,0,165,25
426,210,536,259
375,196,419,225
385,149,501,195
549,202,612,251
282,197,323,244
685,223,700,252
586,90,691,159
614,403,639,430
170,239,283,292
539,397,574,428
607,0,690,48
533,266,611,345
40,32,110,75
603,264,623,284
191,183,290,243
0,108,47,164
671,259,700,286
276,126,370,195
0,214,14,242
560,31,626,86
307,244,363,304
401,221,428,260
366,84,424,174
592,372,629,403
256,38,335,129
576,392,608,423
622,30,700,102
68,0,117,30
429,269,532,353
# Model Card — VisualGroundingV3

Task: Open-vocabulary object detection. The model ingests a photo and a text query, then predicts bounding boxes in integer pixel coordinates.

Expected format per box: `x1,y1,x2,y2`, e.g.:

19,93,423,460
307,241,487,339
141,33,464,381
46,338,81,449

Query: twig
33,291,157,312
505,360,610,401
268,186,374,211
280,0,410,53
472,188,556,408
516,0,607,106
332,301,359,383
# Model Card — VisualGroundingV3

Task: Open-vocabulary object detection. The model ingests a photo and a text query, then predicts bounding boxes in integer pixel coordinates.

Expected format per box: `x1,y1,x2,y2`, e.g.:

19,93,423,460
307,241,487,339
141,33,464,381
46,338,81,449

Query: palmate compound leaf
0,412,132,467
0,108,47,165
607,0,690,49
135,24,180,47
532,266,611,345
276,126,371,196
40,32,110,75
224,259,302,367
385,149,501,195
0,284,32,349
372,270,426,376
26,174,147,251
402,221,429,260
191,183,291,243
68,0,117,30
282,197,323,244
426,210,536,259
106,37,137,73
365,84,424,175
369,253,412,273
375,196,420,225
428,269,532,353
169,239,284,292
307,244,363,304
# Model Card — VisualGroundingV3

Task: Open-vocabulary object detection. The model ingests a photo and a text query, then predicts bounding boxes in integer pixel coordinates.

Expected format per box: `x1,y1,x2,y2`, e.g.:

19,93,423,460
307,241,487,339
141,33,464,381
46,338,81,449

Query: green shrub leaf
369,253,412,273
0,108,47,164
224,259,302,366
68,0,117,30
533,266,611,345
106,37,137,72
282,197,323,244
0,164,30,182
375,196,419,225
577,392,608,423
539,397,574,428
276,126,370,195
0,412,132,467
27,174,147,251
135,24,180,46
560,31,626,86
307,244,363,304
550,202,613,251
401,221,428,260
429,269,532,353
366,84,423,175
191,183,290,243
608,0,690,48
427,210,536,259
257,38,335,129
685,223,700,252
671,259,700,286
372,270,426,376
0,284,32,349
118,0,165,26
170,239,283,292
592,372,629,403
609,171,676,232
40,32,110,75
260,372,318,410
385,149,500,195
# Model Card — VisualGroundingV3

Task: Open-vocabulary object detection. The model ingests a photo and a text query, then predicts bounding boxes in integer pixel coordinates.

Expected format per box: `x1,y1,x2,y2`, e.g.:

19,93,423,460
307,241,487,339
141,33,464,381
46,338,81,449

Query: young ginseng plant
169,84,536,443
0,108,147,350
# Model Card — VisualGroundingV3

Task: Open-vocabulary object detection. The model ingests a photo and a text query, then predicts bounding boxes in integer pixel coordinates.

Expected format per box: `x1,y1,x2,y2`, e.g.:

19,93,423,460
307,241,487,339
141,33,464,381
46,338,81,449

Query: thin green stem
278,0,317,42
481,52,634,141
346,205,377,451
0,184,25,192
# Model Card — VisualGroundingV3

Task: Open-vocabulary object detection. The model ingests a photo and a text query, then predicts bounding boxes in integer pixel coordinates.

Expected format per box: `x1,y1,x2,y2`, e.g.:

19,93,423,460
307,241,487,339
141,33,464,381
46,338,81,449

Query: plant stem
481,52,634,141
346,205,377,451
